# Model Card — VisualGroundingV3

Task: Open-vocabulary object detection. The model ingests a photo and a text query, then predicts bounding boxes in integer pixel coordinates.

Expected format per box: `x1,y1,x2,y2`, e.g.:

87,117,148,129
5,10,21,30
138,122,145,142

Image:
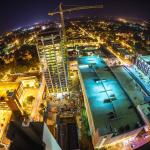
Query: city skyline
0,0,150,34
0,1,150,150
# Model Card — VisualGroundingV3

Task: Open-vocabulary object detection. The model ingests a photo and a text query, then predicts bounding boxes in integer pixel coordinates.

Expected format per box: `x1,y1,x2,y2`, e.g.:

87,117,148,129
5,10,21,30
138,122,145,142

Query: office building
0,82,23,113
7,121,62,150
37,28,68,96
0,82,24,139
6,91,23,118
136,55,150,79
57,115,79,150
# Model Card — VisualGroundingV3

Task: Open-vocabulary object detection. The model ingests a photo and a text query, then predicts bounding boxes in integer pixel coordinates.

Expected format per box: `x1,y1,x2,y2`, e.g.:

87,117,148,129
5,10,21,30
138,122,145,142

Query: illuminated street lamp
14,39,20,46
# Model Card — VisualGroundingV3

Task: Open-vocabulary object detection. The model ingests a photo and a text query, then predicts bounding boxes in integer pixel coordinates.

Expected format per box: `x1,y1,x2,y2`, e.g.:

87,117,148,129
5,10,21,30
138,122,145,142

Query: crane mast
59,3,66,43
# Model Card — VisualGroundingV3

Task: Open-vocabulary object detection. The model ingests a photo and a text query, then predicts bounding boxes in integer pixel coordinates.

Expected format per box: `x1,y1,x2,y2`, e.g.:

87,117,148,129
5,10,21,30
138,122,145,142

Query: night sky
0,0,149,34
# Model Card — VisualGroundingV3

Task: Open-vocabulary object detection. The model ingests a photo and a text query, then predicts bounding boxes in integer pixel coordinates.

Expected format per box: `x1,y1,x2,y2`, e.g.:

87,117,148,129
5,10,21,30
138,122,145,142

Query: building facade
0,82,24,112
136,55,150,79
6,91,23,118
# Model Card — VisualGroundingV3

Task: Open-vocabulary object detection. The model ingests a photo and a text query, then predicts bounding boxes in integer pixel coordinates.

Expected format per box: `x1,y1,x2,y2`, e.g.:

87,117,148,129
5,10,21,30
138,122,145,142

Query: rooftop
0,82,20,97
78,56,143,136
111,66,145,105
140,55,150,64
139,103,150,121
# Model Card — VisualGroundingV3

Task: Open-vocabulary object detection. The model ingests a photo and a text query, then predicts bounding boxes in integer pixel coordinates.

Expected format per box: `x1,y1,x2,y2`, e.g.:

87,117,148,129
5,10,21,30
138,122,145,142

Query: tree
134,42,142,51
40,103,45,110
26,96,35,104
39,109,44,116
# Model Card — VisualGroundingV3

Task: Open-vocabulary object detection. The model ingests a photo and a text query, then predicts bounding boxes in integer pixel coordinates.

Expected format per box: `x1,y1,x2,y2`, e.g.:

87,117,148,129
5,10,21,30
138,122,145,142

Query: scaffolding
37,28,68,95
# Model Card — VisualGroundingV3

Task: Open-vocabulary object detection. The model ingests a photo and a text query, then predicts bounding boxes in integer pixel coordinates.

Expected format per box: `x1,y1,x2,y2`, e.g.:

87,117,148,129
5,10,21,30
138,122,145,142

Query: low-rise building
136,55,150,79
78,56,145,149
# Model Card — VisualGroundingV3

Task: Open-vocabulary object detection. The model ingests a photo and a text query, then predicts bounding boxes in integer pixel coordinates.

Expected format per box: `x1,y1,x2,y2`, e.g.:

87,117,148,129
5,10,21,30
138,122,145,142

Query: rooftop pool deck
78,56,143,136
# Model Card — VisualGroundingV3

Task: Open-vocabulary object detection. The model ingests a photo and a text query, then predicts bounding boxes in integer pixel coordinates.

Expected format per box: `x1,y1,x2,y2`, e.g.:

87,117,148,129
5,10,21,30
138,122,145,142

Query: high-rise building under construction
37,27,68,95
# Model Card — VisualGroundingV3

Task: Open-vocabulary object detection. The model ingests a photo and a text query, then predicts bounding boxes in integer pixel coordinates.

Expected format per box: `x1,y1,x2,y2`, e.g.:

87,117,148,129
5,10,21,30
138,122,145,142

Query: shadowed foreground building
56,115,79,150
7,121,62,150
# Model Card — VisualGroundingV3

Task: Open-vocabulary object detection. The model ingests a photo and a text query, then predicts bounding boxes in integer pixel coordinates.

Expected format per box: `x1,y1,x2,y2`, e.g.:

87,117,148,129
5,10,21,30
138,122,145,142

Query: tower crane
48,3,103,43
